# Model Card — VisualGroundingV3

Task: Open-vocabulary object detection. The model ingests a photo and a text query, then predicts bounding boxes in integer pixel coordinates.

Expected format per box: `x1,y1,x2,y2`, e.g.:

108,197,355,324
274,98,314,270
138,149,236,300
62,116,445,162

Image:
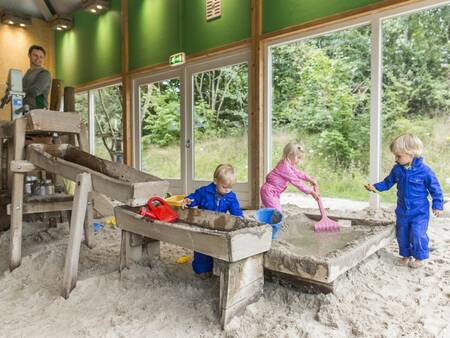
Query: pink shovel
313,186,340,232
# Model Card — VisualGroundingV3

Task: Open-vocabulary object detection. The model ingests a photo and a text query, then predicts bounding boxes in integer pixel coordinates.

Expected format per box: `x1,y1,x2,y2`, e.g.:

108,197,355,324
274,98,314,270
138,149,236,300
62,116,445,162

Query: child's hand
364,184,376,193
181,198,193,209
309,176,318,186
432,209,443,217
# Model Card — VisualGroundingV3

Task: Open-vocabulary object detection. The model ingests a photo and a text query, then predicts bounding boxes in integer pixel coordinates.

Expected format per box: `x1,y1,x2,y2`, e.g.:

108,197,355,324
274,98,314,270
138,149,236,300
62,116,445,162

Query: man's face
29,49,45,68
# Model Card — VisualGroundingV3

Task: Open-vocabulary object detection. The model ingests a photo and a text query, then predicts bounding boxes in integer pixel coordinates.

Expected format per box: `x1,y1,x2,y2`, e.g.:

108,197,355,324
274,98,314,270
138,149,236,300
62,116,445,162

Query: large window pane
271,25,371,200
382,5,450,202
93,85,123,162
193,63,249,182
140,79,181,179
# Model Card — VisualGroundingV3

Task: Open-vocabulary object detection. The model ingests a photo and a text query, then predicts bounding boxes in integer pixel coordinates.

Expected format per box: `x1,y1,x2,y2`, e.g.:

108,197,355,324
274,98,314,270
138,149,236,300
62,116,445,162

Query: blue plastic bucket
255,208,283,240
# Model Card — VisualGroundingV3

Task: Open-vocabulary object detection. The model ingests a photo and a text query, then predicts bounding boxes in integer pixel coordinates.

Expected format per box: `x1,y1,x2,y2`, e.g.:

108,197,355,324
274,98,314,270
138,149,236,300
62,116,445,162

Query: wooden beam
26,110,81,134
121,0,132,166
27,144,169,206
9,118,26,271
9,160,36,173
250,0,264,209
7,200,72,215
50,79,63,111
83,193,95,249
62,173,92,299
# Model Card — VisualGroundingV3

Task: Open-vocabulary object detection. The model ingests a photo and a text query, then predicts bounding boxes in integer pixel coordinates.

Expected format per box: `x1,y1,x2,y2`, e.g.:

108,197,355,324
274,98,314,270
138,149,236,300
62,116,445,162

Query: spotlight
81,0,110,15
49,15,73,31
1,11,32,28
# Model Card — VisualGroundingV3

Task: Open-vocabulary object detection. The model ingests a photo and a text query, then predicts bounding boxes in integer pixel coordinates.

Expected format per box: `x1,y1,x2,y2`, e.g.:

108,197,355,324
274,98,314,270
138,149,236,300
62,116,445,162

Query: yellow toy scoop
176,255,191,264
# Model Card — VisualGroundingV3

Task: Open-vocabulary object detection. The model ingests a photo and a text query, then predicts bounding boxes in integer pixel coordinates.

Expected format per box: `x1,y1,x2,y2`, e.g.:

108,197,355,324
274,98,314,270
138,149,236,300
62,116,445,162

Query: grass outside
95,116,449,202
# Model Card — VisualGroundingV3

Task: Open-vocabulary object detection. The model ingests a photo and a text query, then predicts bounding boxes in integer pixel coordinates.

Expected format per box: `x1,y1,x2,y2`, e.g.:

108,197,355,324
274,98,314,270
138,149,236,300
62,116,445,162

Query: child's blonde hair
282,142,305,161
390,133,423,157
213,164,236,185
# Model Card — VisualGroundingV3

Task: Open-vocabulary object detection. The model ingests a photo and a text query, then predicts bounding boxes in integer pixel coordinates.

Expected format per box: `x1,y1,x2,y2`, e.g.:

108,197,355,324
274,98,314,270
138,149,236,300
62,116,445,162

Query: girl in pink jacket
261,143,319,211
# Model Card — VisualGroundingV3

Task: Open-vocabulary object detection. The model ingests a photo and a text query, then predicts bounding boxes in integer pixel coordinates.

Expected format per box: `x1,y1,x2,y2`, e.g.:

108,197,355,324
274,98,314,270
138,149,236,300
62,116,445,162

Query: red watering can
139,196,178,223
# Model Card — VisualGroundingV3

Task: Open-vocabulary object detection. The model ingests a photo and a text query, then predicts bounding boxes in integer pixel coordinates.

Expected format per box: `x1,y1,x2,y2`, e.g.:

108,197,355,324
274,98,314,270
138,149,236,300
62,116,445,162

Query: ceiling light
49,15,73,31
1,11,32,28
81,0,110,15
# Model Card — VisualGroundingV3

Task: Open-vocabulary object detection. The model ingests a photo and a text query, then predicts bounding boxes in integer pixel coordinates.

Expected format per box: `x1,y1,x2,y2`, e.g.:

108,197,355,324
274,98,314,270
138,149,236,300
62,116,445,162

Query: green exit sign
169,52,185,66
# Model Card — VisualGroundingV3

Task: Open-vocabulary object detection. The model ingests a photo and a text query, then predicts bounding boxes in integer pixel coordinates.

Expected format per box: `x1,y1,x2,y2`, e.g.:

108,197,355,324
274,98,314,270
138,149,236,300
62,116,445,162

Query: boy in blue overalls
182,164,243,276
366,133,444,268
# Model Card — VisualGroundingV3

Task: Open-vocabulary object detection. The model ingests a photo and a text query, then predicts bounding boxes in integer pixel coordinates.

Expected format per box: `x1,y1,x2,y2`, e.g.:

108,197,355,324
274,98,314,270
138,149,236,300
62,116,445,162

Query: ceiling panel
0,0,82,19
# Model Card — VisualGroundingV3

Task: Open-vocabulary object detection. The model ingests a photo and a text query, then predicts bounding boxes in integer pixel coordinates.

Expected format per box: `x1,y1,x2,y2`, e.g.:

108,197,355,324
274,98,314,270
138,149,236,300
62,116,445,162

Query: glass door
186,50,250,206
135,69,184,194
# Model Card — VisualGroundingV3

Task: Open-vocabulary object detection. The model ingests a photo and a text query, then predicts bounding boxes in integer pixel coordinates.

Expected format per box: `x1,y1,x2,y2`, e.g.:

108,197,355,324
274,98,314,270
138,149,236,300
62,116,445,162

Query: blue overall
374,157,443,260
186,183,243,273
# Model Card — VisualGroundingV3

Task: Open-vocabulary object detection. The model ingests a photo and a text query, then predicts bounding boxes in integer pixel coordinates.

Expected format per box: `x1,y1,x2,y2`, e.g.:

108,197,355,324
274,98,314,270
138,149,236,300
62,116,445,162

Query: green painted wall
128,0,181,71
263,0,384,33
182,0,251,55
55,0,121,86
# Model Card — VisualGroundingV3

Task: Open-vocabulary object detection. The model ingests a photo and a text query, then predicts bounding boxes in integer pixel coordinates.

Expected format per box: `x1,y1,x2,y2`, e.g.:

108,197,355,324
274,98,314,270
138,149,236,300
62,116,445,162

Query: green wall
55,0,389,84
128,0,181,71
55,0,121,86
263,0,384,34
182,0,251,55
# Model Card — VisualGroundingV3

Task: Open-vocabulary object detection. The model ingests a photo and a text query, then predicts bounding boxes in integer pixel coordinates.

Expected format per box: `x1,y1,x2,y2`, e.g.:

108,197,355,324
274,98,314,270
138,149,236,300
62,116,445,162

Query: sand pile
0,201,449,337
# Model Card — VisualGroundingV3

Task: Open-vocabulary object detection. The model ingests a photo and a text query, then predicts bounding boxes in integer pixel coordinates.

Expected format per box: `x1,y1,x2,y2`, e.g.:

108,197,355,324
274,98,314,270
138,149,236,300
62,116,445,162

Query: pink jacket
262,160,312,195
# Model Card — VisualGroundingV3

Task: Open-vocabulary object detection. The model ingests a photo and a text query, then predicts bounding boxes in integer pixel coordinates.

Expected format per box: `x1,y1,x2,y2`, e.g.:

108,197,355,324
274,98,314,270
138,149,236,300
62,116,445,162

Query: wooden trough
114,206,273,329
27,144,168,206
263,212,395,293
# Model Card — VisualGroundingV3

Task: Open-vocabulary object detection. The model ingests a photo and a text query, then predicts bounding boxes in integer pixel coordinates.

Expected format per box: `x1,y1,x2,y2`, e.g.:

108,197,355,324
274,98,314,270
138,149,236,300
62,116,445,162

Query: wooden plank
114,206,230,261
218,254,264,329
229,228,272,262
50,79,63,111
9,118,26,271
91,191,121,217
115,206,272,262
77,125,89,152
7,200,72,215
62,173,92,299
10,160,36,173
26,110,81,134
264,269,334,294
83,193,95,249
27,145,169,206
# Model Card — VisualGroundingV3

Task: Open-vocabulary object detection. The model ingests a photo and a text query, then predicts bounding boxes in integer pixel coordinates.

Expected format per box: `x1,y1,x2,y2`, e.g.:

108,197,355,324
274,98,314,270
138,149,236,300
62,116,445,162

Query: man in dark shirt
23,45,52,110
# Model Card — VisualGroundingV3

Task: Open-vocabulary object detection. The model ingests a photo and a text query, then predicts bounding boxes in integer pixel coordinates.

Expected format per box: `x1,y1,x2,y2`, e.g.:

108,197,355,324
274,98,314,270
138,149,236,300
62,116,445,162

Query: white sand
0,196,449,338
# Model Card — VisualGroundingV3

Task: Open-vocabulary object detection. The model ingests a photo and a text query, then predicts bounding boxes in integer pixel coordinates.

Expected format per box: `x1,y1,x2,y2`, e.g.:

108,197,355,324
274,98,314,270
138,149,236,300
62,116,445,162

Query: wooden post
9,118,26,271
64,86,78,147
119,230,145,271
250,0,264,209
218,254,264,329
121,0,132,166
77,124,89,152
83,192,95,249
50,79,63,111
62,173,92,299
63,87,75,112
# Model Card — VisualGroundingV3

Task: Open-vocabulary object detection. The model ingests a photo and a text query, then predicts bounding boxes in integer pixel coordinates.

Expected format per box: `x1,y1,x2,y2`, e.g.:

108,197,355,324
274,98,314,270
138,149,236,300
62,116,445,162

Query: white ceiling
0,0,82,19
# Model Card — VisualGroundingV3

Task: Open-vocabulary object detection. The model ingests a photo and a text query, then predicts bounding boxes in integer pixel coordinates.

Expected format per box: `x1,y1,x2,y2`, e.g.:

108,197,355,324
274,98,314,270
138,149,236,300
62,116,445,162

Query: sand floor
0,196,449,338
